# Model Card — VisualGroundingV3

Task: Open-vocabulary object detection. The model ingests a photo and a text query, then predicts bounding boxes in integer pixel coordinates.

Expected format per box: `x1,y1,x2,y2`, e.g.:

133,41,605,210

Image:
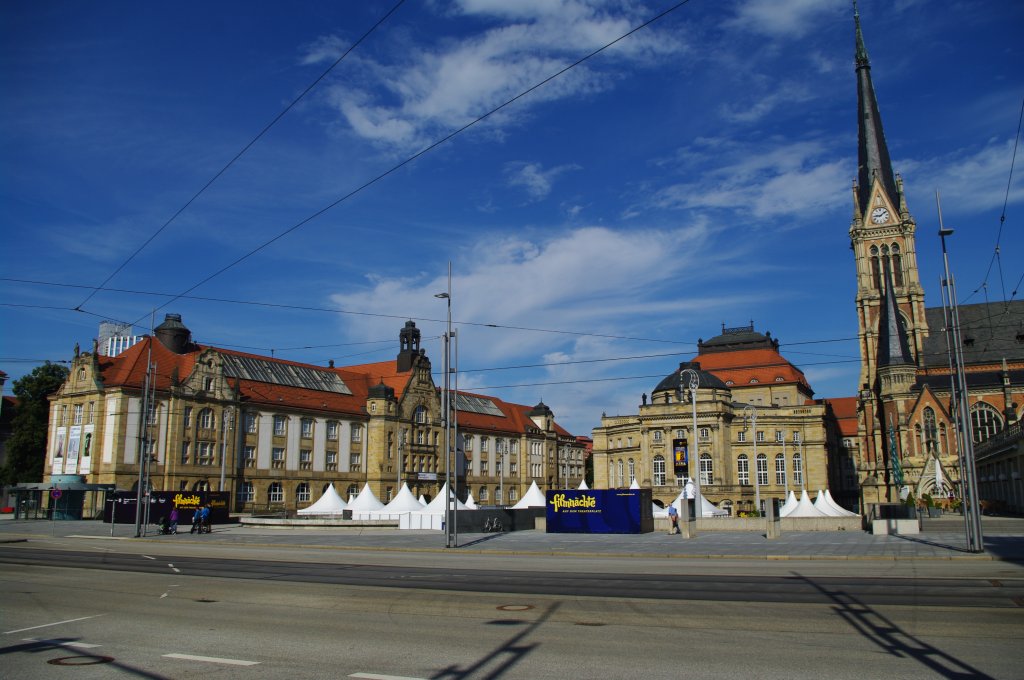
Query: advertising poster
79,426,95,474
105,491,231,524
672,438,688,475
51,429,66,475
545,489,653,534
66,426,81,474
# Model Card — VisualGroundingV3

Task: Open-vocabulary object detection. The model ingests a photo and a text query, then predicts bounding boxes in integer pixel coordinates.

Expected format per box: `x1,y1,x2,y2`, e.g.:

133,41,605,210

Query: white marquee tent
296,483,347,516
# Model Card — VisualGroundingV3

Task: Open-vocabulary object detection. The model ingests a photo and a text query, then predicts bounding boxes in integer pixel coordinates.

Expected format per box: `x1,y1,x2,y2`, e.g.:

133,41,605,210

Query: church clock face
871,207,891,224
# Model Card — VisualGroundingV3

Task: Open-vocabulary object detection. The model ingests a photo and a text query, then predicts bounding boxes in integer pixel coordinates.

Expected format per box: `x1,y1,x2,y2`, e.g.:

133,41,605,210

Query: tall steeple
854,2,899,214
876,260,914,368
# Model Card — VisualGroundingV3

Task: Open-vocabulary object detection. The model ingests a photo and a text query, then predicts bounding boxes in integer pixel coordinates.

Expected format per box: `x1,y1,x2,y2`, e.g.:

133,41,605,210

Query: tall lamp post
435,263,456,548
679,368,701,516
220,407,233,492
743,404,760,514
937,207,984,553
499,439,506,505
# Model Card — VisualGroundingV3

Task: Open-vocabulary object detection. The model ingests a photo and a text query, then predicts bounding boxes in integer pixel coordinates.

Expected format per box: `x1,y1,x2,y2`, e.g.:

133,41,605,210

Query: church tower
849,7,928,391
849,7,929,505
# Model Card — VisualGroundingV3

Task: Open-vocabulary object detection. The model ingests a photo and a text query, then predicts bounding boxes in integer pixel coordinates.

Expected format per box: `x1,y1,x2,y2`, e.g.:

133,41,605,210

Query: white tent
464,493,479,509
347,482,386,512
824,489,859,516
653,489,727,518
785,489,829,518
297,483,347,516
578,480,589,490
511,481,546,509
422,483,470,515
629,479,641,490
812,490,848,517
384,483,425,513
778,490,799,518
418,495,429,507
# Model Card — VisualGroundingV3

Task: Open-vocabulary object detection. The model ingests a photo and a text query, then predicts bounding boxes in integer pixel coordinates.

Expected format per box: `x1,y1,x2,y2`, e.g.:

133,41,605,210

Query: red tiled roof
825,396,859,436
695,348,811,392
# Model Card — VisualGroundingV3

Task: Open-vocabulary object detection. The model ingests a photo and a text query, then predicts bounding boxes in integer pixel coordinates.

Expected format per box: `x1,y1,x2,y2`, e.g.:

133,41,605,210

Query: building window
756,453,768,486
243,445,256,467
480,436,489,452
970,403,1004,444
737,455,749,485
245,412,257,434
510,487,518,502
72,404,83,425
326,451,337,469
480,487,488,502
297,483,311,503
699,427,709,440
653,430,663,443
300,418,313,438
792,431,801,443
756,430,765,443
268,482,284,504
327,421,338,440
350,453,362,471
183,406,192,428
237,481,254,504
617,460,624,487
793,453,803,486
775,453,786,485
180,441,190,464
199,408,214,430
204,377,213,391
60,405,68,425
653,455,666,486
271,415,286,436
414,406,427,424
197,441,215,465
775,430,783,442
627,459,635,485
738,431,746,443
299,449,312,470
627,437,633,447
272,447,285,468
351,425,362,443
697,453,712,485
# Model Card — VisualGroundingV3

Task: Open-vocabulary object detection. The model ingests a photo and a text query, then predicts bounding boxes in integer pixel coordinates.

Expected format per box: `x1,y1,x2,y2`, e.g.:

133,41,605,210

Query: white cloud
652,137,851,220
310,3,685,151
903,138,1024,215
728,0,846,38
505,161,581,200
719,81,815,124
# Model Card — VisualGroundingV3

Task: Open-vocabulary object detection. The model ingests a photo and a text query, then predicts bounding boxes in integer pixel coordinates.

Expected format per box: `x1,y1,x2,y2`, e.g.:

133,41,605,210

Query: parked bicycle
483,516,503,532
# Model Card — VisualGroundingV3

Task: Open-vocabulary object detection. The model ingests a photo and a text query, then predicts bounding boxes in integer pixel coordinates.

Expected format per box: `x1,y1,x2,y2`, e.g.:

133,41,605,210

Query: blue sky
2,0,1022,436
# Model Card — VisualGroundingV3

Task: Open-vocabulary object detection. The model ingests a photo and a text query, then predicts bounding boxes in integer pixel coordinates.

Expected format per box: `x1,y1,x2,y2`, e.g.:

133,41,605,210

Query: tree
0,363,69,486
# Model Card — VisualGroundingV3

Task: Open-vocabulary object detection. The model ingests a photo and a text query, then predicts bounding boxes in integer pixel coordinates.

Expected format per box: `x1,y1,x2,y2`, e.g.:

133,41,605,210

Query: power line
74,0,408,311
115,0,698,328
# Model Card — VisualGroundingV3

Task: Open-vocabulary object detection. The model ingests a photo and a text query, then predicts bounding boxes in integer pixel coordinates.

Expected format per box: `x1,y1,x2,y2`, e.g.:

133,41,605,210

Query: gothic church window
923,407,938,454
971,403,1004,444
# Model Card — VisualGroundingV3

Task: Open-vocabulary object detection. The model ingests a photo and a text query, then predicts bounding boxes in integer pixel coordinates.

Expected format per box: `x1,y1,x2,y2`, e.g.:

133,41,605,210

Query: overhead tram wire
116,0,699,329
964,94,1024,305
73,0,408,312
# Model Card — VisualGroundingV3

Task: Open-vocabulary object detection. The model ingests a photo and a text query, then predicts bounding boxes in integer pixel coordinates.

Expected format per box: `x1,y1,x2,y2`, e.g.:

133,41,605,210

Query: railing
975,422,1023,460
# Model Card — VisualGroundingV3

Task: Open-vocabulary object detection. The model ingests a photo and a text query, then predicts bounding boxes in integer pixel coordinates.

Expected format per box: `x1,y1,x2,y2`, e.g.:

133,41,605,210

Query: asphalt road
2,535,1023,679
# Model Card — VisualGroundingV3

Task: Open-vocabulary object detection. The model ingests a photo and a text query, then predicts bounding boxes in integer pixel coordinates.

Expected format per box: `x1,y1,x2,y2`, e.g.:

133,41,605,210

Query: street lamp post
220,407,233,492
499,439,505,505
435,263,456,548
937,206,984,553
679,368,701,516
743,404,760,514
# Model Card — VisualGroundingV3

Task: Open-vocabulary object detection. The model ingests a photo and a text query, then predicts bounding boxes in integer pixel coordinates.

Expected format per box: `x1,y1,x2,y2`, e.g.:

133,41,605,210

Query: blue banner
545,489,653,534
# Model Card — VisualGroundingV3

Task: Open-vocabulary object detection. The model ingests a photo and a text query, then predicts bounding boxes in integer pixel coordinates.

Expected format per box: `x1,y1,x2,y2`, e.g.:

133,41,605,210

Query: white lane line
163,653,260,666
142,555,156,560
350,674,429,680
4,614,105,635
23,638,101,649
168,563,181,573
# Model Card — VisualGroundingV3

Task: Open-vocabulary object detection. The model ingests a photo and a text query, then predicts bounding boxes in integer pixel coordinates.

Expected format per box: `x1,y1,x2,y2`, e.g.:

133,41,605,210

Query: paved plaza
3,514,1023,561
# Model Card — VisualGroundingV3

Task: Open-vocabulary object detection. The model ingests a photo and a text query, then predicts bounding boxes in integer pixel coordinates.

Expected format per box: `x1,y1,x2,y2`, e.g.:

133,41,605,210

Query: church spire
876,259,914,368
854,3,899,213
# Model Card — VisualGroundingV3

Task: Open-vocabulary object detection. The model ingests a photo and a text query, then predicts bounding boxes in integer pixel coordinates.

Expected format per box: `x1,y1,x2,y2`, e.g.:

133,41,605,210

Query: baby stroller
158,515,172,535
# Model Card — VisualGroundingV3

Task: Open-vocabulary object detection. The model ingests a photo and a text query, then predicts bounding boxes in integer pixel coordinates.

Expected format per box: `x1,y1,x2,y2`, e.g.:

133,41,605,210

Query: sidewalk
3,515,1023,561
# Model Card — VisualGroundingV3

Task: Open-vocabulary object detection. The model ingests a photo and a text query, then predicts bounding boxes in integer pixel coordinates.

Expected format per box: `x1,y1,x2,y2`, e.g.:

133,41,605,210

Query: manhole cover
496,604,534,612
48,655,115,666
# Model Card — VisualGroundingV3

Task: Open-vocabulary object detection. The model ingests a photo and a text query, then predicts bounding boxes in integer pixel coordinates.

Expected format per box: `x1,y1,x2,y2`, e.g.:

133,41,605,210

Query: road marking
164,653,260,666
24,638,101,649
142,555,156,560
168,563,181,573
350,674,429,680
4,615,105,635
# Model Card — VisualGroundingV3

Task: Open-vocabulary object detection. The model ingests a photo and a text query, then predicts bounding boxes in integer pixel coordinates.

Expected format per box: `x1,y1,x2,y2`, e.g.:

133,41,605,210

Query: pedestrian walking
169,507,179,534
190,508,202,534
667,503,679,535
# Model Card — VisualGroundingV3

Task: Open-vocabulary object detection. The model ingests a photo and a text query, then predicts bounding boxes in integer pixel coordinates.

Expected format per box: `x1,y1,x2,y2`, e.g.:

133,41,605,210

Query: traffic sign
50,488,62,500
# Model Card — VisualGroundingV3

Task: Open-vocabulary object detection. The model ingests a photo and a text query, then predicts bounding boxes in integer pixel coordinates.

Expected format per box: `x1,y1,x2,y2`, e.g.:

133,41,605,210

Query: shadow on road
0,637,171,679
793,573,995,679
431,602,560,679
